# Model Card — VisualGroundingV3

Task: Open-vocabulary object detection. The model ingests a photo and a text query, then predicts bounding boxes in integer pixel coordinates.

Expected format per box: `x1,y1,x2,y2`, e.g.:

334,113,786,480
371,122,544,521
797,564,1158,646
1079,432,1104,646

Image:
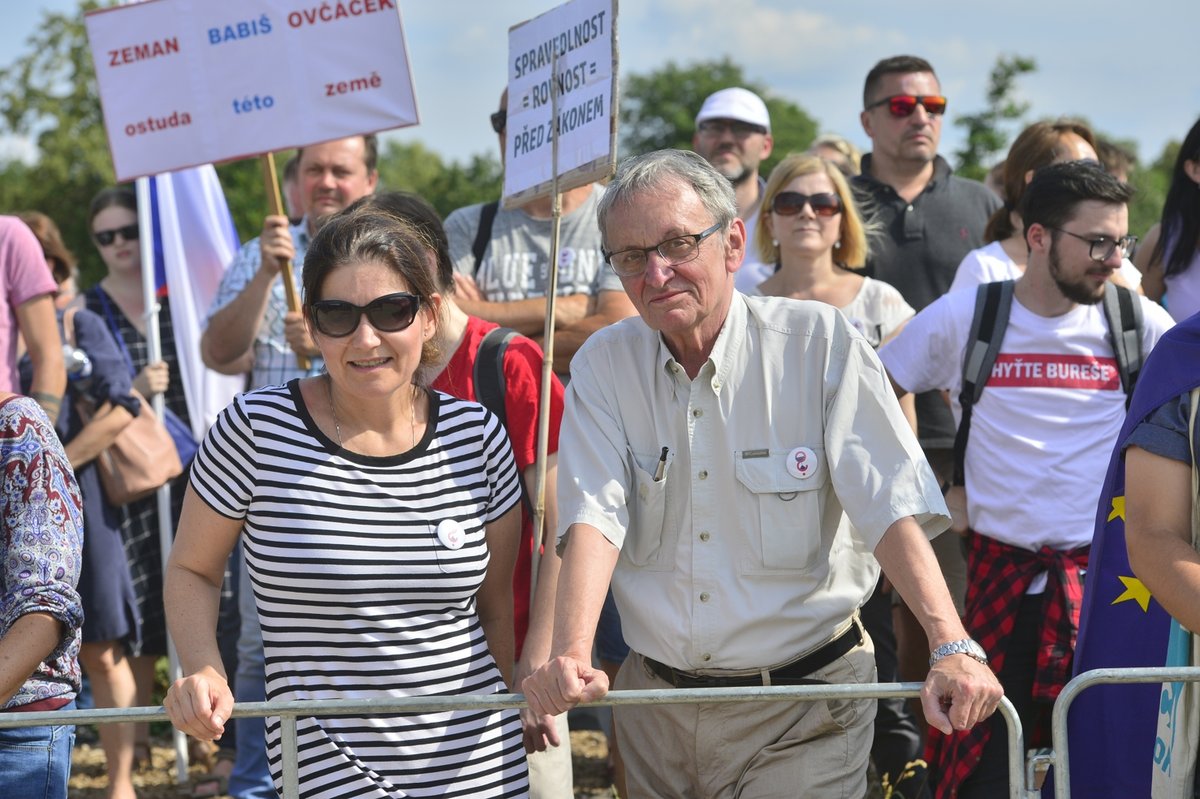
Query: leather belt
642,621,863,689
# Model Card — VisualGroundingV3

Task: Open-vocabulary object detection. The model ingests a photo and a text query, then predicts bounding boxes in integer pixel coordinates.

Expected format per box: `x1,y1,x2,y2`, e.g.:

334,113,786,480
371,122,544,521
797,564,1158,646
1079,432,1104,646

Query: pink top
0,217,58,391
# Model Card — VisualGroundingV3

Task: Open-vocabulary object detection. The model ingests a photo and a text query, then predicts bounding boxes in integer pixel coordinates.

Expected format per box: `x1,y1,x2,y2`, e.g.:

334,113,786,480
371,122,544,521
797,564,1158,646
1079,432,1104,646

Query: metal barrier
1051,665,1200,798
0,682,1027,798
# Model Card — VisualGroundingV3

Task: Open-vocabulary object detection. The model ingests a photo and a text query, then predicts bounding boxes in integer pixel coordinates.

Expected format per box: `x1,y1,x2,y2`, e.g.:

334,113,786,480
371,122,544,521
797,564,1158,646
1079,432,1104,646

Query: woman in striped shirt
162,208,529,798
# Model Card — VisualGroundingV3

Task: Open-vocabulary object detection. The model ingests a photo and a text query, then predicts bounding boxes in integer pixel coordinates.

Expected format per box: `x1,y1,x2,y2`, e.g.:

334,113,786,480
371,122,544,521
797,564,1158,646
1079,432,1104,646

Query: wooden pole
531,49,564,599
259,152,309,370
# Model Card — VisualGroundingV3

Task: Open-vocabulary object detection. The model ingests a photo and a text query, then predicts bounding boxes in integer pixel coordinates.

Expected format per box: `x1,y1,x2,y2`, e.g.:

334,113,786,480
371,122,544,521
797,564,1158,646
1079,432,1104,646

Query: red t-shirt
431,316,565,657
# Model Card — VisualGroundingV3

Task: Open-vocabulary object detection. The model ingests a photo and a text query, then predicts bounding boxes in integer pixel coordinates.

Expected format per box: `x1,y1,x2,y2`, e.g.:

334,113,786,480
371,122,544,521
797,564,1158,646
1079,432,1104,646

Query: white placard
85,0,419,182
503,0,617,207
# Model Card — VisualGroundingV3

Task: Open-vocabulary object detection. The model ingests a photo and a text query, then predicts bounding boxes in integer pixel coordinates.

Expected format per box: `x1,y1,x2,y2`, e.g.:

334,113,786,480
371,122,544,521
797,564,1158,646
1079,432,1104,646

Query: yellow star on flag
1112,575,1151,612
1108,496,1125,522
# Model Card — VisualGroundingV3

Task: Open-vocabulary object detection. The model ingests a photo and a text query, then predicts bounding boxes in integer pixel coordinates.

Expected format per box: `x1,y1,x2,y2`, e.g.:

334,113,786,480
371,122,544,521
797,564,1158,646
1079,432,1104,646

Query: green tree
954,55,1037,182
376,140,501,218
0,1,113,285
1127,139,1178,240
619,57,819,175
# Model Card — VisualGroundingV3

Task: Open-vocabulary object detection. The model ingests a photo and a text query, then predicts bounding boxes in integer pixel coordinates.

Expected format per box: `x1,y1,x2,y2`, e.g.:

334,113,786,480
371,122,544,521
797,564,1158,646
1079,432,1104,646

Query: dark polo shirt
854,153,1001,449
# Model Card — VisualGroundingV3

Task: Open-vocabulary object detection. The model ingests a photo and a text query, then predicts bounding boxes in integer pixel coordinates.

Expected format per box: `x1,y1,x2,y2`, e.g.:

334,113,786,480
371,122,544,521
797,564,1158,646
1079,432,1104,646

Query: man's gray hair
596,150,737,246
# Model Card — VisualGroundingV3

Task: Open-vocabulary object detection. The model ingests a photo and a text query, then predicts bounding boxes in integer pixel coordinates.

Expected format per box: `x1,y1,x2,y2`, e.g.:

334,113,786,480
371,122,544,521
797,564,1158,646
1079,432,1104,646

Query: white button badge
786,447,818,480
437,519,466,550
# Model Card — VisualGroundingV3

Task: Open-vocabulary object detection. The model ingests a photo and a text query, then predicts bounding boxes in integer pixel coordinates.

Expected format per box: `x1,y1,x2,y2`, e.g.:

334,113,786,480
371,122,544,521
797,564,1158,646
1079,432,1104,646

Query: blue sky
5,1,1198,181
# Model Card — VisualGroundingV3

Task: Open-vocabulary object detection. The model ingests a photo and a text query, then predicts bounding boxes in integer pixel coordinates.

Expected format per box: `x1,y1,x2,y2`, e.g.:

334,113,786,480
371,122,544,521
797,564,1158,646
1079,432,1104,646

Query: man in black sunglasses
444,90,636,379
854,59,1002,786
691,87,774,293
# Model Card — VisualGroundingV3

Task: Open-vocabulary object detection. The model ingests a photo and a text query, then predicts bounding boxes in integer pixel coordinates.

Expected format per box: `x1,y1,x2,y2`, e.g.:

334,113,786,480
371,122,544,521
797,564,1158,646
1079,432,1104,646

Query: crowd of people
2,50,1200,799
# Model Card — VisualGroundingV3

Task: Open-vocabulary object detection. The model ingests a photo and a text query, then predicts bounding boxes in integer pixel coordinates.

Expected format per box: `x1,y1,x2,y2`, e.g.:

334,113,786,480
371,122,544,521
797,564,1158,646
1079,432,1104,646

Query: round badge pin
786,446,817,480
437,519,465,550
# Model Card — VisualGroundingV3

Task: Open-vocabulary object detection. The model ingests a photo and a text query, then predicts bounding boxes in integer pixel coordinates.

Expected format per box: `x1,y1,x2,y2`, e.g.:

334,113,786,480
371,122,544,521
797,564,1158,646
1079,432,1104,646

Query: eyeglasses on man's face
490,109,506,134
697,119,767,138
603,221,725,278
1048,227,1137,262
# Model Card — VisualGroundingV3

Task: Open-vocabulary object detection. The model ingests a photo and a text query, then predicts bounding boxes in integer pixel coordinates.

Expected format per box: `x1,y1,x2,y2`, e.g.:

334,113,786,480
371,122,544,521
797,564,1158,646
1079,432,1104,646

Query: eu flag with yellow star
1064,312,1200,797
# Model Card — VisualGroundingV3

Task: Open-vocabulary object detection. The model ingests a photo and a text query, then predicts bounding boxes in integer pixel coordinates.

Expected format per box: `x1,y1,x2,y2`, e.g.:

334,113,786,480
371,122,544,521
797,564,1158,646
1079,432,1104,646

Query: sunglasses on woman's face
93,224,140,246
309,292,421,338
771,191,843,217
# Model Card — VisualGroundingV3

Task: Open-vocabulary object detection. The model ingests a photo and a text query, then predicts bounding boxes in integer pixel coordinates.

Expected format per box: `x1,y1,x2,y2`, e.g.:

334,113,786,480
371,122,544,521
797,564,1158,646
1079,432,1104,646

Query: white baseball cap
695,87,771,132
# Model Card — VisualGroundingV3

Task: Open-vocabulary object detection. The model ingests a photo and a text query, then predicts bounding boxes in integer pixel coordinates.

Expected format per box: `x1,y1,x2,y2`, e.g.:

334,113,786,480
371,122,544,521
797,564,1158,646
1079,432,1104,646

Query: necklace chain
327,376,418,450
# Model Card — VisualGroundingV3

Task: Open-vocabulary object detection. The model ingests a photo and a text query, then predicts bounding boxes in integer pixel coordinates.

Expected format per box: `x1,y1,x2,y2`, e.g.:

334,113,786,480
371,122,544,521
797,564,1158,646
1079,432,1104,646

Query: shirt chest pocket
734,446,828,573
623,447,675,570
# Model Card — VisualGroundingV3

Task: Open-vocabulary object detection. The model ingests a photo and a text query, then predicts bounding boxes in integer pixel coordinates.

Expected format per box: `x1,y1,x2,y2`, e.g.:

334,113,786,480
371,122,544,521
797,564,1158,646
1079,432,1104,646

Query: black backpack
472,325,535,516
951,279,1144,488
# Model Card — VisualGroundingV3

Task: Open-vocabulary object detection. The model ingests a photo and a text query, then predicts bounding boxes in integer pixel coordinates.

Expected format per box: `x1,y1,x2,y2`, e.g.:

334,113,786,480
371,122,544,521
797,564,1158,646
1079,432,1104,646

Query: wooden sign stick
260,152,310,370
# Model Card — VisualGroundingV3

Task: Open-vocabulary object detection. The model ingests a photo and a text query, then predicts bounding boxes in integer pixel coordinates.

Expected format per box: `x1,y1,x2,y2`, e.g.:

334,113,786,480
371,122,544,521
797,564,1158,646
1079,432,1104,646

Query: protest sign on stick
503,0,617,208
505,0,618,594
85,0,419,182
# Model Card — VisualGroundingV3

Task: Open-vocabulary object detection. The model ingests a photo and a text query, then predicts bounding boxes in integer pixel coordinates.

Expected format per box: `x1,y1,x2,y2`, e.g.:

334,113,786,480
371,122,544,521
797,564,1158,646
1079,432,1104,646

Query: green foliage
954,55,1037,182
0,1,112,286
376,140,502,218
1127,139,1179,239
619,57,819,176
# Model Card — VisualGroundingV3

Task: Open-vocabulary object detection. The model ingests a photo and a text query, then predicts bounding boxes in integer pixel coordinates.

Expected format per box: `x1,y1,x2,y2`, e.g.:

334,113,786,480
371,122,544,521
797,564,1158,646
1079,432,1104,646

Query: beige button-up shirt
558,293,948,671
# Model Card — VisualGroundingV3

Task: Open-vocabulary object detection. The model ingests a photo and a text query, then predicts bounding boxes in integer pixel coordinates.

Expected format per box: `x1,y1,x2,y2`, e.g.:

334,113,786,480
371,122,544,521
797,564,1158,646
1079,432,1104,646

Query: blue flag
1063,311,1200,797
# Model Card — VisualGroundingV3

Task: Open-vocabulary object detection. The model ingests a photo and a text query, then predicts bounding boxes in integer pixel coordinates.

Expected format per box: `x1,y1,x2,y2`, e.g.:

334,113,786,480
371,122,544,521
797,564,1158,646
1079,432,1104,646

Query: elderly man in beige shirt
521,149,1002,798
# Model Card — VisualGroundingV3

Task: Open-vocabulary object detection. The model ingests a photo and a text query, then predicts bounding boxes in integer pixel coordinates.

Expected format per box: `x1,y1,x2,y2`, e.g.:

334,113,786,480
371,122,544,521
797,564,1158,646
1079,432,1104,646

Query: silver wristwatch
929,638,989,667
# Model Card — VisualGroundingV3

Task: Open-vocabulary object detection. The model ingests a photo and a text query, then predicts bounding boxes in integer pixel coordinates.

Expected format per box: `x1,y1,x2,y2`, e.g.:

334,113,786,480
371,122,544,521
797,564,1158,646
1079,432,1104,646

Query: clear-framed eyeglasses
603,221,725,277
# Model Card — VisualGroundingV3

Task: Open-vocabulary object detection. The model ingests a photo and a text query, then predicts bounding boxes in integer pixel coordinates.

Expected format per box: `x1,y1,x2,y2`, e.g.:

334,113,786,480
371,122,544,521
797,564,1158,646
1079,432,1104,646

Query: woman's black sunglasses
309,292,421,338
93,224,140,246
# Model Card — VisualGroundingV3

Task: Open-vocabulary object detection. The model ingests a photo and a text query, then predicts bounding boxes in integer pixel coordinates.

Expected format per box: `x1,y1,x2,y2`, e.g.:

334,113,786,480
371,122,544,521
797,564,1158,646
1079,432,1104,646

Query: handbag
64,309,183,505
93,288,200,466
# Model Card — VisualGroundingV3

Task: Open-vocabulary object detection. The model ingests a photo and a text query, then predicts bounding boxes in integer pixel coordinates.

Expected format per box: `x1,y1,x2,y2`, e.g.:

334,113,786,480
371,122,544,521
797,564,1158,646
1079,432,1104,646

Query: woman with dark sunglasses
163,208,529,798
754,153,915,353
79,186,195,775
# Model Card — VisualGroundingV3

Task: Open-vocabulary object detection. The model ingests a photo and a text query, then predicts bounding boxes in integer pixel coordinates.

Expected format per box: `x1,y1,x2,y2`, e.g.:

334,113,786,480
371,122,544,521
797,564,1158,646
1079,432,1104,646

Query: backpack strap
1102,282,1143,406
472,325,534,516
953,280,1015,487
473,326,517,428
471,200,500,276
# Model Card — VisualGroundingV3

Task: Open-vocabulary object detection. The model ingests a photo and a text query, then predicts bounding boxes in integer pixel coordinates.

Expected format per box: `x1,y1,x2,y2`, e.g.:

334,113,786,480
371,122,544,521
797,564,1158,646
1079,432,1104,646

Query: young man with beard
691,87,774,293
879,161,1174,797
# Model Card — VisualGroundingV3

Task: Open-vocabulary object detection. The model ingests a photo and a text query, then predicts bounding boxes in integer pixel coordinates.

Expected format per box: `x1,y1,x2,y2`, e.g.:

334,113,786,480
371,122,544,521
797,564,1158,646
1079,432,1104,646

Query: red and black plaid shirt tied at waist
928,531,1088,798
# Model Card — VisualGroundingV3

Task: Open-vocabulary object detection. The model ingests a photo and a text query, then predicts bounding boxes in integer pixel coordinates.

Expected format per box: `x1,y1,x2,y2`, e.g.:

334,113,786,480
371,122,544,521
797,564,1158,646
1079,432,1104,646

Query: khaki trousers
614,642,876,798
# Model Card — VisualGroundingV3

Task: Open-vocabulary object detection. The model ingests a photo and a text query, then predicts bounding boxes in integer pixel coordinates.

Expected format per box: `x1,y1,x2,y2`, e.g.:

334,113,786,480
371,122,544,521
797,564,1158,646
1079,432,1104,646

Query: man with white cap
692,87,774,292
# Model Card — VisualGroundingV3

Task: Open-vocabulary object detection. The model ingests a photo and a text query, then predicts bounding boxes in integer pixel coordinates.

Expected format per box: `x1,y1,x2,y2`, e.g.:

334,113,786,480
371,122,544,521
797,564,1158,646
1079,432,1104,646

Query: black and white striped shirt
191,381,528,798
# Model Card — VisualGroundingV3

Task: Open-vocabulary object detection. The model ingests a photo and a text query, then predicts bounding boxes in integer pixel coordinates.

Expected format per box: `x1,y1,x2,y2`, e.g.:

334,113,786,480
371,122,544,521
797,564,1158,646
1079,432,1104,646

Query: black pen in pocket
653,446,669,481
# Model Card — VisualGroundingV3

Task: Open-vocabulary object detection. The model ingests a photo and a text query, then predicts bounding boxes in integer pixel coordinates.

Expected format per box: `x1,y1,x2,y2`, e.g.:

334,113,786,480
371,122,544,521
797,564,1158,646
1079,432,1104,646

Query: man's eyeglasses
603,221,724,277
93,224,139,246
490,109,506,134
864,94,948,118
1047,228,1137,263
771,191,843,218
309,292,422,338
697,119,767,138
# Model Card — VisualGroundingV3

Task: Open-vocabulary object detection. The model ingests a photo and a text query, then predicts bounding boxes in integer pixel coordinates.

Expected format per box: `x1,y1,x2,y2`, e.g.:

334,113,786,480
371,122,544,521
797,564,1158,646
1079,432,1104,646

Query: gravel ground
68,730,617,799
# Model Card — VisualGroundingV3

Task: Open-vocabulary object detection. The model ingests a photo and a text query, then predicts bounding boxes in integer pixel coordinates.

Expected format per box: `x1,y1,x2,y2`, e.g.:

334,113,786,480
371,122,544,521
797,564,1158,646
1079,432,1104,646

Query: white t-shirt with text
879,287,1173,552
